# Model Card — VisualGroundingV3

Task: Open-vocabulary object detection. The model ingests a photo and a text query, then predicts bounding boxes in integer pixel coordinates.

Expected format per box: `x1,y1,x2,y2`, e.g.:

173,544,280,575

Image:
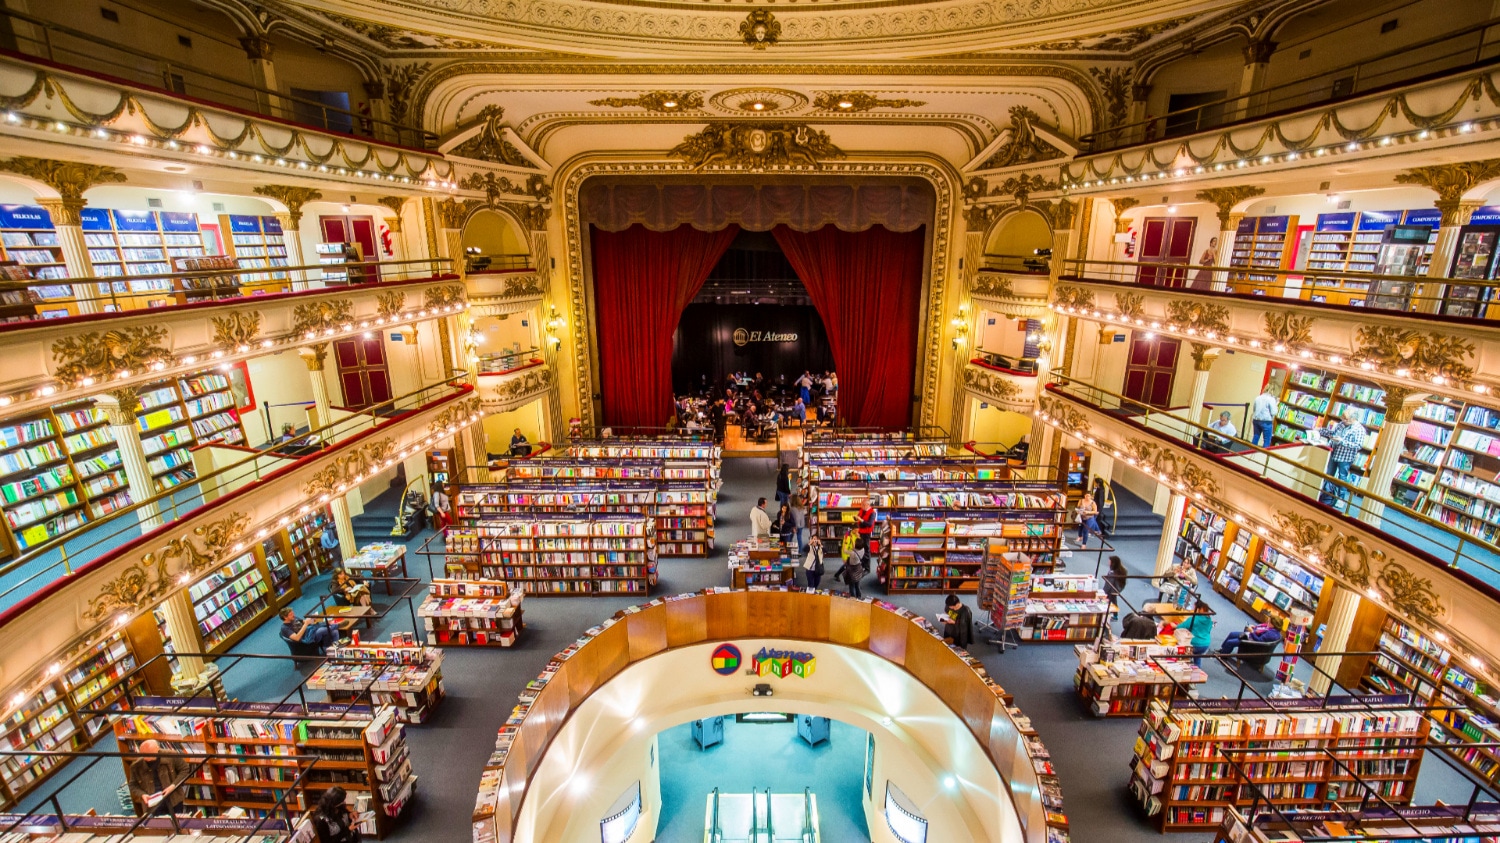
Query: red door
1122,332,1180,408
320,215,381,283
334,336,393,409
1137,217,1198,287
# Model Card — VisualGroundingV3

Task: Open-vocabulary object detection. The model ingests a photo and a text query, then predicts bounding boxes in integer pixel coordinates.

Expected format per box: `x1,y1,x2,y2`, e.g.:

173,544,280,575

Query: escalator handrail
710,787,720,843
765,787,774,842
803,787,814,842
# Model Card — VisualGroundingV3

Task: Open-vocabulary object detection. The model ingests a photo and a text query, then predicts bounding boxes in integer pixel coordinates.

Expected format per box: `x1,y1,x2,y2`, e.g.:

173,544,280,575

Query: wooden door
1136,217,1198,287
333,336,393,409
1122,332,1180,408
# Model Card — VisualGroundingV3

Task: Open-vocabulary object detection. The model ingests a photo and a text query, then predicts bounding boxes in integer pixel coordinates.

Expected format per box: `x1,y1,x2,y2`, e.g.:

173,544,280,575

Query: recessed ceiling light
838,100,854,109
662,100,677,108
752,102,765,111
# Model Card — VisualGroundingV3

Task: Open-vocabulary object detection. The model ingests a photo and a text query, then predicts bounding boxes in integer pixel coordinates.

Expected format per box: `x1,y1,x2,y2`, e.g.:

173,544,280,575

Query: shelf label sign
753,646,816,679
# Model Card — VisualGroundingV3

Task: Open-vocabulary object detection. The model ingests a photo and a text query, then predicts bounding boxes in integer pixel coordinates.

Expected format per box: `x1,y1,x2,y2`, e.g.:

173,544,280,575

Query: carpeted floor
18,458,1486,843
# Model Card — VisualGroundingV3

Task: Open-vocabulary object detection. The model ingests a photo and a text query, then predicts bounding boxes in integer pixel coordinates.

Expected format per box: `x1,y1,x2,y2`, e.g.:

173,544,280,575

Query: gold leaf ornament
52,325,173,384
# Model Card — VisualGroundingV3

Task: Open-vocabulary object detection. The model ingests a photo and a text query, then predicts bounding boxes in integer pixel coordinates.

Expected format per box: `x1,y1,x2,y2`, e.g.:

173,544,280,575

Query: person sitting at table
1203,410,1238,454
510,428,531,457
280,608,340,651
1119,610,1159,640
329,568,371,607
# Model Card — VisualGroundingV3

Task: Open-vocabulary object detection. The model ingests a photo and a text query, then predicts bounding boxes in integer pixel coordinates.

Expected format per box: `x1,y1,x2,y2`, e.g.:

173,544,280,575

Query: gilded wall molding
428,396,484,434
424,284,467,309
1271,512,1445,620
971,275,1015,299
559,158,955,434
668,123,844,170
83,512,250,623
436,198,486,230
1123,437,1221,498
1263,311,1313,347
52,326,173,385
589,92,704,112
377,290,406,319
981,106,1065,170
1051,285,1095,311
449,105,535,168
1164,300,1230,337
740,10,780,49
1114,292,1144,320
292,299,355,337
252,185,323,228
811,92,926,112
1352,326,1476,381
1036,395,1089,435
0,158,126,201
302,438,398,498
1195,185,1266,228
211,311,263,352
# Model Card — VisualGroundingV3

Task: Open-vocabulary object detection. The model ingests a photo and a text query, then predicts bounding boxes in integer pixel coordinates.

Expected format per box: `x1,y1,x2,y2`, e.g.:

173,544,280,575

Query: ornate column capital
376,196,407,217
1195,185,1266,228
1108,197,1139,234
1435,198,1486,228
1396,159,1500,209
1190,342,1221,372
94,388,141,425
253,185,322,229
1242,39,1277,65
299,344,329,372
964,204,997,233
1380,385,1429,424
37,197,87,228
0,158,125,202
1052,198,1078,231
240,36,275,61
384,216,403,234
436,198,482,230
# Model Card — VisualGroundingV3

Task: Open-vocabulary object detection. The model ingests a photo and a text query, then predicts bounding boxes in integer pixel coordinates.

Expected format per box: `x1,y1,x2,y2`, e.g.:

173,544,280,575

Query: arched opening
984,210,1052,261
463,208,531,270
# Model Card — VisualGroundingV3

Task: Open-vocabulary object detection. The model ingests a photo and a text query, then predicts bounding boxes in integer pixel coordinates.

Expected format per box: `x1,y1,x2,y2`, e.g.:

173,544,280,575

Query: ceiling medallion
812,92,926,112
741,10,780,49
708,88,808,115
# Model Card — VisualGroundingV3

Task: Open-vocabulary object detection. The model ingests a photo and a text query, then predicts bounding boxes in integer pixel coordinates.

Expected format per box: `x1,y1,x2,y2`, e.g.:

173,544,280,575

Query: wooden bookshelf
441,514,657,596
307,638,445,724
418,579,524,646
0,204,71,316
1128,698,1428,832
1174,501,1329,631
218,214,289,290
54,399,130,519
114,700,415,838
1075,639,1205,717
456,479,715,557
887,510,1061,593
190,550,273,654
288,509,338,583
0,409,89,558
1272,367,1383,479
1227,214,1299,295
1024,574,1108,642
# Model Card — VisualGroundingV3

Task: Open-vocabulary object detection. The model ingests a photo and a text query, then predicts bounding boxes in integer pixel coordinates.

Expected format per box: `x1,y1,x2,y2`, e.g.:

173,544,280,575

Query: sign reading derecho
732,328,799,347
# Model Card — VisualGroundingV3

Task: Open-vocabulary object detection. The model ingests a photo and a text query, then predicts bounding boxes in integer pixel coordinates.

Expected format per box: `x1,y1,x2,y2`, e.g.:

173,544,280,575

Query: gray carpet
17,458,1485,842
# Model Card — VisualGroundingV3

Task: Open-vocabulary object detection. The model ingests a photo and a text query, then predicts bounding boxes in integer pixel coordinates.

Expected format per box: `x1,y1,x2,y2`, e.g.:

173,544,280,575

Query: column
465,424,493,483
95,389,163,529
1025,415,1056,482
37,198,102,314
1154,492,1187,576
436,315,458,379
240,37,287,118
275,212,308,291
1424,199,1484,313
159,589,206,682
1128,83,1152,143
1215,214,1243,292
329,496,356,558
1309,585,1361,695
1186,343,1220,427
1231,39,1277,120
1110,198,1140,264
299,345,333,435
1358,387,1426,526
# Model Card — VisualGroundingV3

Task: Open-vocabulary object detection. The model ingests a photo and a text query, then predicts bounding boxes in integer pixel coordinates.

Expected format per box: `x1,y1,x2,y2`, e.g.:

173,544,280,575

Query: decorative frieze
52,326,173,385
83,512,250,622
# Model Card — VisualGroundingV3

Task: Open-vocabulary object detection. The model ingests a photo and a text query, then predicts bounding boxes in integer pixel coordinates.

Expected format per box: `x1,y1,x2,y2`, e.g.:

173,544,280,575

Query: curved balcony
1035,374,1500,658
970,268,1049,319
1053,260,1500,406
962,360,1037,413
0,377,478,681
478,362,554,414
466,271,545,317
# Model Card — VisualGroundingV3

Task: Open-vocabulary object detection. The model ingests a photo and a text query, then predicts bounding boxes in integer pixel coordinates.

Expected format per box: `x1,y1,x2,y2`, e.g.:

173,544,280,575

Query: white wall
244,351,317,447
473,312,537,355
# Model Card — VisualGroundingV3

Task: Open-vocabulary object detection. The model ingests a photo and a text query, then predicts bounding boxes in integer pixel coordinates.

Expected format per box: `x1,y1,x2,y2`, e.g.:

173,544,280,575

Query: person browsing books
311,786,362,843
128,740,191,815
750,498,772,538
939,594,974,649
1251,386,1278,449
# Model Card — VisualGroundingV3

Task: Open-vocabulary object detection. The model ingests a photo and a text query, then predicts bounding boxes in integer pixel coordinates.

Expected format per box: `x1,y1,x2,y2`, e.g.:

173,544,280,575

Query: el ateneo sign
732,328,799,347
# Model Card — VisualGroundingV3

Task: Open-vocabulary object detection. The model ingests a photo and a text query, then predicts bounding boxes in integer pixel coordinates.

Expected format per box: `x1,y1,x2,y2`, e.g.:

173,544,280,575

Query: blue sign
261,215,283,234
226,214,261,234
1236,218,1256,234
1403,208,1441,227
111,209,157,232
78,207,112,231
1258,215,1290,234
1358,210,1402,231
1315,212,1355,232
159,211,200,233
1470,206,1500,225
0,204,52,230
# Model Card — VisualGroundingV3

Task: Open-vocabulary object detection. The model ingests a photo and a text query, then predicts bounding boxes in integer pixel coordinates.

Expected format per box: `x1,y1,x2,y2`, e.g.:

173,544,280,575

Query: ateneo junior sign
712,643,816,678
732,328,799,347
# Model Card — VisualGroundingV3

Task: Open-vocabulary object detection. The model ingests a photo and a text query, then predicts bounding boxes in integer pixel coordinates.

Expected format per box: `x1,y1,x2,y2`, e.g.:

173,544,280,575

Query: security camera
752,683,773,697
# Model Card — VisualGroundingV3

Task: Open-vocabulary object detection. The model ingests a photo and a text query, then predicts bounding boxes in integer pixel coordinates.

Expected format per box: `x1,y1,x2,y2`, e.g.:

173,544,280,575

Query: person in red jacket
856,500,877,553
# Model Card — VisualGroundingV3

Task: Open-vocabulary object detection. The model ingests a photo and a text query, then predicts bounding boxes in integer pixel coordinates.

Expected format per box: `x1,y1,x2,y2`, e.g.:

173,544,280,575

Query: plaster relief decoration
1271,512,1446,620
1088,66,1133,128
741,10,780,49
499,201,548,233
1165,300,1230,338
1263,311,1314,348
1036,396,1090,436
812,92,926,112
52,326,173,386
1033,17,1191,51
495,367,554,402
972,275,1015,299
1051,285,1096,312
302,438,397,498
1195,185,1265,227
428,396,484,435
997,172,1058,207
962,365,1022,405
1114,292,1145,320
668,123,844,171
459,171,543,205
424,284,467,309
251,185,322,227
318,11,496,50
83,512,250,622
1123,438,1221,498
707,88,807,115
1352,326,1476,382
292,299,355,338
436,198,486,230
449,106,535,168
501,275,545,297
983,107,1066,169
376,290,406,319
383,62,431,126
211,311,263,353
589,92,704,112
964,204,998,233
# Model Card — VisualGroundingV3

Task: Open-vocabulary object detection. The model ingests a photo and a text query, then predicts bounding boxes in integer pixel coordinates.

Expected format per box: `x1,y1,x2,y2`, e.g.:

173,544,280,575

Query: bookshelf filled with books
288,509,338,583
440,513,657,595
1127,698,1429,832
54,399,130,518
190,550,273,654
418,579,524,646
455,479,716,557
885,511,1060,593
218,214,289,289
1075,637,1205,717
307,636,446,723
1227,214,1298,295
1173,501,1329,631
0,409,89,558
80,209,205,307
978,537,1032,635
113,699,416,837
1023,574,1108,642
0,628,153,809
0,205,70,314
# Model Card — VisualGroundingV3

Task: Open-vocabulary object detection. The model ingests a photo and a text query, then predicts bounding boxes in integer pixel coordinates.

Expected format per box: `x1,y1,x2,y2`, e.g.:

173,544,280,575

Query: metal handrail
1044,372,1500,583
0,374,473,612
1078,18,1500,154
0,257,454,324
0,7,438,149
1059,258,1497,320
710,787,721,843
802,787,814,843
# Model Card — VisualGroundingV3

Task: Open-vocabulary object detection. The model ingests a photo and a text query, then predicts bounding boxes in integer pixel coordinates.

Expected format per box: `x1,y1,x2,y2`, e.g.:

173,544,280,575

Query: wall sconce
544,304,565,348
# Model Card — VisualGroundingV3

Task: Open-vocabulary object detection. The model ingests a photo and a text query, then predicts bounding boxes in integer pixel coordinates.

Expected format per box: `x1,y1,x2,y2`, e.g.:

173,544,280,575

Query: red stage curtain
772,225,927,430
591,223,740,429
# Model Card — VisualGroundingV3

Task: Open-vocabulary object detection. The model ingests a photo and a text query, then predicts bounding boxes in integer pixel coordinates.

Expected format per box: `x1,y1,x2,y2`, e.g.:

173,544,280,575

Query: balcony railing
0,258,453,327
1060,258,1500,321
0,375,473,615
1044,373,1500,591
1079,18,1500,154
477,349,543,375
0,8,437,150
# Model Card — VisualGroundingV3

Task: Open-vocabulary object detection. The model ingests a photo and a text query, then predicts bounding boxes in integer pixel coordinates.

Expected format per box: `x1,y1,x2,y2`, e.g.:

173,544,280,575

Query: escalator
704,787,819,842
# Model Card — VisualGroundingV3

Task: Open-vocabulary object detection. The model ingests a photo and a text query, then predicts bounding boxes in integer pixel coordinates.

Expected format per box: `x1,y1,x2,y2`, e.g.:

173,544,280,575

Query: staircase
1107,486,1166,542
351,486,407,548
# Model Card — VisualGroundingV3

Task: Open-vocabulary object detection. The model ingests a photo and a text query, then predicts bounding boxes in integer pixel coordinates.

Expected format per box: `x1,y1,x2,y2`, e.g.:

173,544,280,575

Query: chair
1234,639,1280,672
